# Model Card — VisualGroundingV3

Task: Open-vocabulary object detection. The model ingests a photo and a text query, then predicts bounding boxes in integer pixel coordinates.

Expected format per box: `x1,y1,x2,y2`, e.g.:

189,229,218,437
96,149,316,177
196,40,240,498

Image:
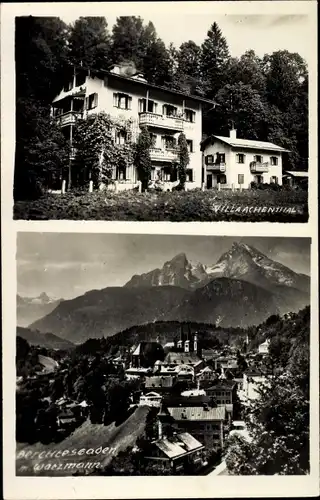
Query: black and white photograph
13,9,311,222
16,233,310,476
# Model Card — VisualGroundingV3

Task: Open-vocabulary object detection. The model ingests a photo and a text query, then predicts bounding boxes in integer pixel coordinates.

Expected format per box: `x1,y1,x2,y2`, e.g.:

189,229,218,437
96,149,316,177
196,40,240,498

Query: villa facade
52,64,214,191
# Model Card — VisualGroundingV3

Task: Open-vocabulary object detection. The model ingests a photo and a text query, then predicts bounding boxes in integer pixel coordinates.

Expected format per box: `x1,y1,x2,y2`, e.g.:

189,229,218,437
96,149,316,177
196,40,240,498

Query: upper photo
13,12,310,222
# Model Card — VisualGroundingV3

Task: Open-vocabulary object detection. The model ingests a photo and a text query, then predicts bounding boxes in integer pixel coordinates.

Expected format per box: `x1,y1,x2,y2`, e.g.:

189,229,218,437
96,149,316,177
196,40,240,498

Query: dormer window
113,93,132,110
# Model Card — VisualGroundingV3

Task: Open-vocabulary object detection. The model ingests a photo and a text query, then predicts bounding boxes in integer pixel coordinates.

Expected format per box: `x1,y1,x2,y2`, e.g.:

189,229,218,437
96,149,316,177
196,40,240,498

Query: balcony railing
139,112,184,131
250,161,269,173
206,162,226,173
149,147,178,162
55,111,82,127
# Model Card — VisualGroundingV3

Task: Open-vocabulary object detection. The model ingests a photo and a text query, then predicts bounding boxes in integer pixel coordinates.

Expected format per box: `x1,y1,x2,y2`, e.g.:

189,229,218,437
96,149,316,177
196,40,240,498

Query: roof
202,135,289,153
143,391,162,398
163,395,212,407
284,170,309,177
207,381,237,391
55,64,216,105
167,406,226,421
164,352,201,365
145,376,176,388
154,432,204,459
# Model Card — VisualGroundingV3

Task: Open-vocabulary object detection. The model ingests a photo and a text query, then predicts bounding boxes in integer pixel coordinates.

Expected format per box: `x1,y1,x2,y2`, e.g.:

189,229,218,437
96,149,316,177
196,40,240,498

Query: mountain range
26,243,310,344
17,293,63,327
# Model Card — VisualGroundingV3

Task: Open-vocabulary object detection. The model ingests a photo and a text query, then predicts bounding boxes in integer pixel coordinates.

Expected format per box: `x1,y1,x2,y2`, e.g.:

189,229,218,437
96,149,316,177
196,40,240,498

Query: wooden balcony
139,112,184,131
206,162,226,173
250,161,269,173
55,111,82,127
149,147,178,162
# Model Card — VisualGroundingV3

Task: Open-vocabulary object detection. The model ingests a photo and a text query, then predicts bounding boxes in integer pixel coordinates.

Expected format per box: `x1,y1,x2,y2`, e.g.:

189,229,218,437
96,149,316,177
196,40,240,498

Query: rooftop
164,352,201,365
284,170,309,177
167,405,226,422
153,432,204,459
201,134,290,153
145,376,176,388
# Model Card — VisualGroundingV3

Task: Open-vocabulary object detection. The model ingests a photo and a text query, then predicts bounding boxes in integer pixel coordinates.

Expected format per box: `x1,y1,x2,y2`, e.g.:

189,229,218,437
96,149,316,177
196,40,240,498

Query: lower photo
16,233,310,477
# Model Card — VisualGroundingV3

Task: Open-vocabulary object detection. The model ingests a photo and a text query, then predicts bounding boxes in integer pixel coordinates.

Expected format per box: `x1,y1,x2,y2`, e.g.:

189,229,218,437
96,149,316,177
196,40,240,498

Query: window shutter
189,169,193,182
253,155,257,162
243,154,246,163
93,93,98,107
236,153,239,163
84,96,89,110
128,96,132,110
113,93,118,107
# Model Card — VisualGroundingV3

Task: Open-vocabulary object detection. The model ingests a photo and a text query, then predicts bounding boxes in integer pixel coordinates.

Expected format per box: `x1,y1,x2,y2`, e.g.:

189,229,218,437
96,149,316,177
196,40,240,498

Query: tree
73,112,134,189
134,126,152,191
111,16,145,68
210,83,267,139
15,16,70,200
225,310,310,475
170,41,207,95
177,132,190,189
68,17,111,69
228,50,266,93
200,22,230,98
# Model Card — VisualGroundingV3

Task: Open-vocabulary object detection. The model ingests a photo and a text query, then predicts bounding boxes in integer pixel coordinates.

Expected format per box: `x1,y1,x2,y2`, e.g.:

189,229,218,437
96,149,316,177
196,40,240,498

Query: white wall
203,139,283,188
53,73,203,189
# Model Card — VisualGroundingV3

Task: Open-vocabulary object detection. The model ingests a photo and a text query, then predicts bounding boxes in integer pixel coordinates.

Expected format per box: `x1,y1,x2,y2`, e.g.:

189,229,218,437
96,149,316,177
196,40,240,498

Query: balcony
139,112,184,131
149,147,178,162
55,111,82,127
206,162,226,173
250,161,269,173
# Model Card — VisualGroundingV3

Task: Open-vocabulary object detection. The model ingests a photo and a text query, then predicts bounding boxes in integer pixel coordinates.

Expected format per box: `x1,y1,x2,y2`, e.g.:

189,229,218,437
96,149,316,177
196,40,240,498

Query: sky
60,13,311,63
17,233,311,299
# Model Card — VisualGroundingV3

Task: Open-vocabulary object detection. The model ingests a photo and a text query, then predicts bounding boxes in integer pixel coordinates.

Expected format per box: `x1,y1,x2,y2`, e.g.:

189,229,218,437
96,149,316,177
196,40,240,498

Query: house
145,431,205,472
144,376,177,395
206,380,237,406
258,339,270,355
164,405,227,449
242,371,268,401
201,129,289,189
283,170,308,189
57,411,77,428
139,391,162,408
52,63,215,191
125,366,152,380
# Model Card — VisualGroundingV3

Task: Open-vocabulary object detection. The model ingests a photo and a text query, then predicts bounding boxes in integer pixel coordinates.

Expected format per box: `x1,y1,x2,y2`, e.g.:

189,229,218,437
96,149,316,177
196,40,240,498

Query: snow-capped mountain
125,253,208,290
206,242,310,293
125,243,310,294
17,293,63,327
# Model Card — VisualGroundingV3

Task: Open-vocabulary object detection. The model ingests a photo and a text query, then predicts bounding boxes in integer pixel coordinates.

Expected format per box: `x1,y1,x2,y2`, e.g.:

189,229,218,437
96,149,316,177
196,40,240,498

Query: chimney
229,129,237,140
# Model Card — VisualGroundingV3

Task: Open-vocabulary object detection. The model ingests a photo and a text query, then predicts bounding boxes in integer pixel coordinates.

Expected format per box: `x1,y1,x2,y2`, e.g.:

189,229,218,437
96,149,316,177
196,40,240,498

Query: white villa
51,63,215,191
201,129,289,189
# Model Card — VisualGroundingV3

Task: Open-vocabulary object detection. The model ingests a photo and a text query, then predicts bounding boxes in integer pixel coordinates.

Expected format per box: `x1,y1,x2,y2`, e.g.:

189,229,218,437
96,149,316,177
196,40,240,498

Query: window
139,98,157,114
217,174,227,184
270,156,278,166
113,93,132,110
150,134,157,147
236,153,245,164
64,79,73,92
163,167,171,181
87,93,98,110
217,153,225,164
254,155,263,163
186,169,193,182
205,155,214,165
75,71,86,87
184,109,195,123
162,136,176,150
186,140,193,153
115,130,127,145
238,174,244,185
116,166,126,181
270,176,279,184
163,104,177,117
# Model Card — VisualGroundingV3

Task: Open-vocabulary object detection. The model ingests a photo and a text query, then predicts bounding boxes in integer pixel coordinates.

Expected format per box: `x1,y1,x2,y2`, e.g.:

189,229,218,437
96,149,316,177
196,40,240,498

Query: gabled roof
202,135,290,153
284,170,309,177
168,406,226,421
153,432,204,459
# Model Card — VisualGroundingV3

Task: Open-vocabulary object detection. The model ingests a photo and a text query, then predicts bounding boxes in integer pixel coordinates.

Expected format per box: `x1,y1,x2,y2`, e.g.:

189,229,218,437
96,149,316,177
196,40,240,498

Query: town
16,306,309,477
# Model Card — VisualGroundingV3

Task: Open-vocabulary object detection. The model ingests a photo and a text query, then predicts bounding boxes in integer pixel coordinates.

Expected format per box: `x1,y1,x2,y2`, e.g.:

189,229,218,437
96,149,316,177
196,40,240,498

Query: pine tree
177,132,190,189
200,22,230,98
134,127,152,191
68,17,111,70
111,16,145,68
